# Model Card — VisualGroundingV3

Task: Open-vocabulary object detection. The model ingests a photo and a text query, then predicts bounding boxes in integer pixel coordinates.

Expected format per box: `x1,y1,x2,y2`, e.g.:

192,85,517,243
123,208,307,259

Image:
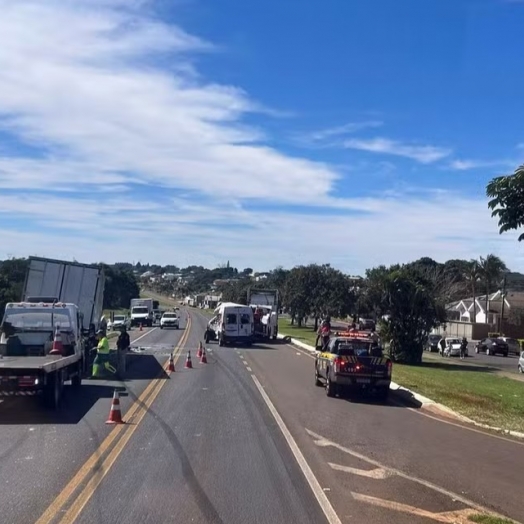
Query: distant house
447,291,524,329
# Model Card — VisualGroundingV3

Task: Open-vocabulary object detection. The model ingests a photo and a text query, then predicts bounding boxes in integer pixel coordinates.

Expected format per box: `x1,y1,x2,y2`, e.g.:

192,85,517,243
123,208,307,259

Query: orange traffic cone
106,389,125,424
184,350,193,369
168,353,175,373
200,347,207,364
49,325,64,355
197,341,203,358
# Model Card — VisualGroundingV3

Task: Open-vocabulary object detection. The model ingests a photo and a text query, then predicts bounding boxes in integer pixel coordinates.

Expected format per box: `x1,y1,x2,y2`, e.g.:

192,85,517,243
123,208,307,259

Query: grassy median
468,514,516,524
278,318,524,433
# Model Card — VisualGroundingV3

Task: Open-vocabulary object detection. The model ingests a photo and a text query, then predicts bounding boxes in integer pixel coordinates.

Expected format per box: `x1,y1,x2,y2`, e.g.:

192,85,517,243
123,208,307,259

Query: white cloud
449,159,515,171
344,137,451,164
0,1,520,274
0,190,520,275
0,0,341,205
308,121,383,141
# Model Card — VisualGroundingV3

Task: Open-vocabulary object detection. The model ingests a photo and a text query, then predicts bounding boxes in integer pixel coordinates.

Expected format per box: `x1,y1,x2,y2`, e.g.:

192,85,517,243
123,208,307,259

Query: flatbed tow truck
314,330,392,400
0,257,105,409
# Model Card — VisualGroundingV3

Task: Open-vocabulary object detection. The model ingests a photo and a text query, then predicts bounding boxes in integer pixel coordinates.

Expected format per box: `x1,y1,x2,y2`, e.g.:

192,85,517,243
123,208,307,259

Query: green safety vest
97,337,110,354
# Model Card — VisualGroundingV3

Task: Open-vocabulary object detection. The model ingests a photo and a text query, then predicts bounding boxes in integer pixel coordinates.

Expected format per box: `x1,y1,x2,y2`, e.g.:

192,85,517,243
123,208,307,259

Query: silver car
519,352,524,374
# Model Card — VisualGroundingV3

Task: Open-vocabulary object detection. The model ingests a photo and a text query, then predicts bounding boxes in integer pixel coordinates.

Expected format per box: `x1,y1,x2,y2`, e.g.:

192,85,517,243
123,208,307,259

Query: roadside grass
278,318,524,433
393,362,524,433
468,514,516,524
278,318,318,346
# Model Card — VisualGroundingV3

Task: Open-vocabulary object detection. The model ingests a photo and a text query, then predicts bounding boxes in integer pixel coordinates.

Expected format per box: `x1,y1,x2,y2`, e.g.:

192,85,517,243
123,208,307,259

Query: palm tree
463,260,481,323
479,255,508,325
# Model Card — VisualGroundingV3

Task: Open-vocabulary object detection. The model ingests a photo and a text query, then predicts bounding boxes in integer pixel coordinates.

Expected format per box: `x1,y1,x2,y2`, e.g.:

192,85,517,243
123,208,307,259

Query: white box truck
0,257,105,408
247,289,279,341
130,298,154,327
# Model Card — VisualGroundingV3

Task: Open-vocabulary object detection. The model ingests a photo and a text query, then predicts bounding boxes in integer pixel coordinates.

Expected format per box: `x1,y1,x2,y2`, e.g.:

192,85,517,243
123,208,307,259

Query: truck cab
1,301,82,358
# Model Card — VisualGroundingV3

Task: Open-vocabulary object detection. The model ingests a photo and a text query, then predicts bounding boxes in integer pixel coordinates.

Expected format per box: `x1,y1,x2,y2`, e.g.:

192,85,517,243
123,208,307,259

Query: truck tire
204,331,210,343
160,325,164,329
218,336,224,347
43,370,64,409
325,373,336,397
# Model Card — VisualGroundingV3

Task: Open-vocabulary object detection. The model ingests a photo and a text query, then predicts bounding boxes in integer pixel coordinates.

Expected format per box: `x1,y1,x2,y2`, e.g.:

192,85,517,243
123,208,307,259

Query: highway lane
241,335,524,524
0,319,188,524
69,310,327,524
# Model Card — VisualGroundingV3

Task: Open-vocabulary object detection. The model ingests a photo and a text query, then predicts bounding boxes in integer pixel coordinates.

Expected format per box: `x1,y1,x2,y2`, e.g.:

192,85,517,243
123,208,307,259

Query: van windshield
132,307,148,315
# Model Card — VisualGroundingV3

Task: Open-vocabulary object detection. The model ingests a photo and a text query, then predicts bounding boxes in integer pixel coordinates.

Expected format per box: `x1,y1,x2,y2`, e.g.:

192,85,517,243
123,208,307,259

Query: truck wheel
204,332,210,343
44,371,64,409
160,325,164,329
326,373,336,397
314,366,322,387
218,336,224,347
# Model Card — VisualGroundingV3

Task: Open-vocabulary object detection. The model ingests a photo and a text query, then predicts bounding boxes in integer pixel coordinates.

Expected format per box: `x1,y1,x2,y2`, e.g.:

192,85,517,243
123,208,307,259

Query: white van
205,302,254,346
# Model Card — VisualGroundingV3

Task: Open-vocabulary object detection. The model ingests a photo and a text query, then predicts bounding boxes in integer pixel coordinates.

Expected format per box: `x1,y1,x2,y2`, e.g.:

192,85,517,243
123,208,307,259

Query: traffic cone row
106,343,208,424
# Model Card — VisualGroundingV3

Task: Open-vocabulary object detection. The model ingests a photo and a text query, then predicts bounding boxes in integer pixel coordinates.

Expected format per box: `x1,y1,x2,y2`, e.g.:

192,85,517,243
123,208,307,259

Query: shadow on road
339,389,419,408
124,354,170,381
0,384,122,425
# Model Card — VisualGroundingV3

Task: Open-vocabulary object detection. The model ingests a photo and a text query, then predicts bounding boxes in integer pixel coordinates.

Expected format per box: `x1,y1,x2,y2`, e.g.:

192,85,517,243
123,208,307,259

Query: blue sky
0,0,522,274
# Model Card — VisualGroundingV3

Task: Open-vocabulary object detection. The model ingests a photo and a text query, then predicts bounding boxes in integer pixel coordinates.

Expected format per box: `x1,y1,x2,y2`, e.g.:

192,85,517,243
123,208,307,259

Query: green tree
463,260,481,322
478,254,508,323
366,265,446,364
0,258,30,318
101,265,140,309
487,164,524,241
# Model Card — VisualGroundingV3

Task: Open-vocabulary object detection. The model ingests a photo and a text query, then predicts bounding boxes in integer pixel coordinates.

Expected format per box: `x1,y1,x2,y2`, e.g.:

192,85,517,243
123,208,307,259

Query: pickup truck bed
0,354,79,373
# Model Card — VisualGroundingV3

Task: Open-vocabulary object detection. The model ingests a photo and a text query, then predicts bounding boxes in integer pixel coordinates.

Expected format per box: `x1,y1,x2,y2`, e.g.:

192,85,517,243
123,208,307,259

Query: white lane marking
131,327,159,344
251,375,342,524
306,429,509,519
246,366,252,372
329,463,392,479
351,493,477,523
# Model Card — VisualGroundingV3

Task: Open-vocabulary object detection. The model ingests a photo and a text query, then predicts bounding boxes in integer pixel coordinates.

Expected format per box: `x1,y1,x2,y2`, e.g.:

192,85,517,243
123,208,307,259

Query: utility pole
498,275,507,335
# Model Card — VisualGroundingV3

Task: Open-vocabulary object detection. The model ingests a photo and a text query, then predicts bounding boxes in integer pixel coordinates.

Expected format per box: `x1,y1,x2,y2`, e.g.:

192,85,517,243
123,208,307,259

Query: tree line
0,259,140,317
218,254,513,364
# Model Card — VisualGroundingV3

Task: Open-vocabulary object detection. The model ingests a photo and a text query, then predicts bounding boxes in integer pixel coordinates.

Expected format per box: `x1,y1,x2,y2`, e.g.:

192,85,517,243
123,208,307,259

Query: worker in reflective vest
91,329,117,378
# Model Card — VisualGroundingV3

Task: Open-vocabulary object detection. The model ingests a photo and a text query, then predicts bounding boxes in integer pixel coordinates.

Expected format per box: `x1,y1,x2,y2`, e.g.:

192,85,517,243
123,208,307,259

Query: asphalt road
1,308,522,524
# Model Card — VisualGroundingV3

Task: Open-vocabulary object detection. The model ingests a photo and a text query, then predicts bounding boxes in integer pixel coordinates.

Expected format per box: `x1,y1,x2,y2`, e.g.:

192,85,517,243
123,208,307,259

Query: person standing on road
460,337,468,360
91,329,117,378
116,326,130,376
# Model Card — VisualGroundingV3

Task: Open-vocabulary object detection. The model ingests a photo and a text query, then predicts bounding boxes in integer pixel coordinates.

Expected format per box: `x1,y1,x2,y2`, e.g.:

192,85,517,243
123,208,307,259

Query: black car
475,337,509,357
426,334,441,352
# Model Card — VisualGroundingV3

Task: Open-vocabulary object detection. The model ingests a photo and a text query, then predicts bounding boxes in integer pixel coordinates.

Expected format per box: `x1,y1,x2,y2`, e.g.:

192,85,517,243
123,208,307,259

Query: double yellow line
36,315,192,524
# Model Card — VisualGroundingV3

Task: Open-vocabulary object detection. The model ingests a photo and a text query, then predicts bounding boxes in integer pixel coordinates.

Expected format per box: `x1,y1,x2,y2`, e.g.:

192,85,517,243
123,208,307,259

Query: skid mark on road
306,428,518,523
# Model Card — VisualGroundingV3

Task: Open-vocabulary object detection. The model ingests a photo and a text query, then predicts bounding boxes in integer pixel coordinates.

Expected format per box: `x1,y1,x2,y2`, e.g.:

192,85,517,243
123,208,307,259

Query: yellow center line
35,314,192,524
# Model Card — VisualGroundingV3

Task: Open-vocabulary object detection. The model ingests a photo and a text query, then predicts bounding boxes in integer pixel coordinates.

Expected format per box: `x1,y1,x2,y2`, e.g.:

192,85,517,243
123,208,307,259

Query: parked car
107,314,131,331
426,334,441,352
518,352,524,373
442,338,464,357
499,337,521,356
475,337,509,357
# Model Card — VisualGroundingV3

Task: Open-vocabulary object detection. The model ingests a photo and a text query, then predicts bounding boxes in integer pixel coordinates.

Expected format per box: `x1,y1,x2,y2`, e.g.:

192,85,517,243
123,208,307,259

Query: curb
279,334,524,441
